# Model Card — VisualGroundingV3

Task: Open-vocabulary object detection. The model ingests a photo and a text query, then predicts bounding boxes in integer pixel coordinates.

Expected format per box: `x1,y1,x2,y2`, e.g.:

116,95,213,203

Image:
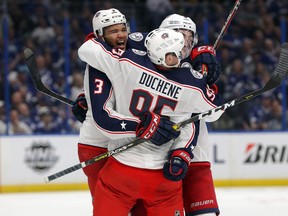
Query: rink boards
0,132,288,192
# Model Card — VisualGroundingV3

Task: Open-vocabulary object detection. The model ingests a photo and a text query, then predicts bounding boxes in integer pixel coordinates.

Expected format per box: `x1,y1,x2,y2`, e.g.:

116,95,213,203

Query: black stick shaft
213,0,242,50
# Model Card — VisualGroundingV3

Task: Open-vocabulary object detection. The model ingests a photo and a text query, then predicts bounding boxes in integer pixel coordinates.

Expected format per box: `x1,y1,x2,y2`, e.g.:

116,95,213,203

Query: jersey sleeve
167,110,201,151
193,83,224,122
85,65,140,140
79,39,142,139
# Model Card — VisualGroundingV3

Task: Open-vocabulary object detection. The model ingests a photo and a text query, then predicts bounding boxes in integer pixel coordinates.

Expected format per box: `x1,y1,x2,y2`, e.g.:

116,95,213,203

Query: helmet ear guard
192,32,198,48
144,28,184,68
92,8,127,38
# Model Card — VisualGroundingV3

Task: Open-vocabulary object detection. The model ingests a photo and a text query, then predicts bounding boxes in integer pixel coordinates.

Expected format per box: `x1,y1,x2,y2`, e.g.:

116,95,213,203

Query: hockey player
74,8,127,201
126,14,221,216
78,28,224,216
73,8,179,215
74,12,222,216
160,14,222,216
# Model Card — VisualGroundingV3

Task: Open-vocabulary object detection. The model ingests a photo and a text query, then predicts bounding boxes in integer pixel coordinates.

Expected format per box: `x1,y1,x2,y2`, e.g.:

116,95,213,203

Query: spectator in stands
236,1,261,38
264,98,284,130
35,54,54,88
145,0,174,29
31,16,56,46
261,38,280,72
34,106,61,134
70,72,84,100
9,109,32,134
17,102,35,131
0,101,6,134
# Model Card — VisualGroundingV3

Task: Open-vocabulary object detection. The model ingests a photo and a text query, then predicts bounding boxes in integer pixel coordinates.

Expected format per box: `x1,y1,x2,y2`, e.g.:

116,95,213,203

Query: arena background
0,0,288,192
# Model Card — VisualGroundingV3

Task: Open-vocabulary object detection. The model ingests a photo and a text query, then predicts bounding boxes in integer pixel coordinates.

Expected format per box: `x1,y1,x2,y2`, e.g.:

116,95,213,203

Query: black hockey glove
163,148,194,181
72,92,88,123
191,45,221,85
136,111,180,146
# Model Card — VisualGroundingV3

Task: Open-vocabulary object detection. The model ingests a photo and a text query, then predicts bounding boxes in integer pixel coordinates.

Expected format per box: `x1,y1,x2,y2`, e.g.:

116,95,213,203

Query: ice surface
0,187,288,216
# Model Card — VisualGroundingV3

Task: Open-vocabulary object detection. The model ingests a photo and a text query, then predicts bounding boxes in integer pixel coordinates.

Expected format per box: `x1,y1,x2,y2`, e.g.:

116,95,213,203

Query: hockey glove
191,45,222,85
163,148,194,181
72,92,88,123
136,111,180,146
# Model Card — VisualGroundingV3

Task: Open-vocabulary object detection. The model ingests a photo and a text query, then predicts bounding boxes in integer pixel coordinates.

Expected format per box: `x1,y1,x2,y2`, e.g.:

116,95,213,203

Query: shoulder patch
129,32,144,42
132,49,146,56
181,62,203,79
181,62,193,69
191,69,204,79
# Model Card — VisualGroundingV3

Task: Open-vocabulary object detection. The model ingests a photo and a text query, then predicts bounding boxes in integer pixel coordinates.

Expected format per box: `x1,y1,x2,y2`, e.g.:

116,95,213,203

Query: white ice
0,187,288,216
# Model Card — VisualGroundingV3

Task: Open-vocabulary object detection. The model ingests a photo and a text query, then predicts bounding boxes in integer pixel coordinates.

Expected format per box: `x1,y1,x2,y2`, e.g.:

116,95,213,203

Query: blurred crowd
0,0,288,135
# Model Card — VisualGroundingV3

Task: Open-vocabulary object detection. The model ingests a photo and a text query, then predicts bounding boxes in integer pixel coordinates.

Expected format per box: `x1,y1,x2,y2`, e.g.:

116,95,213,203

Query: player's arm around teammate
75,11,223,216
75,9,179,215
78,28,224,216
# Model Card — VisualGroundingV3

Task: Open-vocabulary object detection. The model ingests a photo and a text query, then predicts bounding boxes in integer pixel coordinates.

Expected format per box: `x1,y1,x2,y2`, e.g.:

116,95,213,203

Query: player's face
165,53,180,67
176,29,194,59
103,23,128,50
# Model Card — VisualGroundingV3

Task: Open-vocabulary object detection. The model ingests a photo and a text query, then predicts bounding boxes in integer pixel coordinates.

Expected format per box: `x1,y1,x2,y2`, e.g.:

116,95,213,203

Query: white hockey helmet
144,28,184,68
92,8,127,38
159,14,198,48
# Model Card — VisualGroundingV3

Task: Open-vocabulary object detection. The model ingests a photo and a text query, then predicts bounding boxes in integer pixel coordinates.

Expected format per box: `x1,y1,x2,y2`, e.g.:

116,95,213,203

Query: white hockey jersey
78,38,224,169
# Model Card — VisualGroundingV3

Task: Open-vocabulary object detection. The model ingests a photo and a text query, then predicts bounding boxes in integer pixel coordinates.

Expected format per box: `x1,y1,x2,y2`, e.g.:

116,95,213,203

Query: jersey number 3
94,79,104,94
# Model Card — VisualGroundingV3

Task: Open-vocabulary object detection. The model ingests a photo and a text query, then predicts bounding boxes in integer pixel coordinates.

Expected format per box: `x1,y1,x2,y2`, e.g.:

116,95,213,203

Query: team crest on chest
129,32,144,41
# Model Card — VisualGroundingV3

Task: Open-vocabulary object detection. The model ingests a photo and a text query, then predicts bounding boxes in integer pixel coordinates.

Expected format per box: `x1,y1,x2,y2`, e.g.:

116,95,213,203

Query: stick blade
24,47,74,105
24,47,43,89
264,42,288,89
275,42,288,76
275,42,288,77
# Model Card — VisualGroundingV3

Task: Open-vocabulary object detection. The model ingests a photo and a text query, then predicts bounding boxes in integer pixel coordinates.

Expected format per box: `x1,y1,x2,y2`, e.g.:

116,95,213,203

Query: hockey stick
213,0,242,50
24,48,74,106
44,43,288,183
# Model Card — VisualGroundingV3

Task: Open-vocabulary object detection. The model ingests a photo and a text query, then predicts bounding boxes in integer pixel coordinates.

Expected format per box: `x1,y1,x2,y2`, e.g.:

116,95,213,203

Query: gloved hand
190,45,221,85
163,148,194,181
136,111,180,146
72,92,88,123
